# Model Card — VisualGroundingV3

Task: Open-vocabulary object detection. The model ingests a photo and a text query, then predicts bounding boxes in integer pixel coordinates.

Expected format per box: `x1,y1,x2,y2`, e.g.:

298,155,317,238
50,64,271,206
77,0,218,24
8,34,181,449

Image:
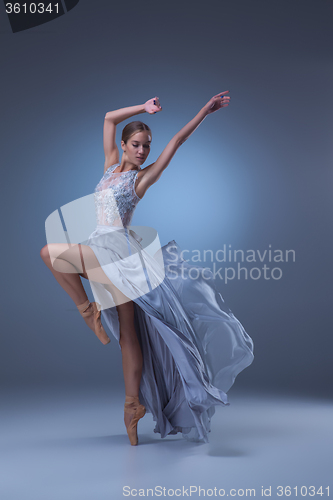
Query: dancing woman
40,92,254,445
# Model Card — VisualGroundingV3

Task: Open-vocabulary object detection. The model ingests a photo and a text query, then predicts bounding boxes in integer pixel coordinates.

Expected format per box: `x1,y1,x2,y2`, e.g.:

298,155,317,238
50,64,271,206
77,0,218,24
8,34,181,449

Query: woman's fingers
146,96,162,114
211,91,229,100
206,94,231,113
210,92,231,107
218,93,230,107
220,100,230,106
152,96,162,113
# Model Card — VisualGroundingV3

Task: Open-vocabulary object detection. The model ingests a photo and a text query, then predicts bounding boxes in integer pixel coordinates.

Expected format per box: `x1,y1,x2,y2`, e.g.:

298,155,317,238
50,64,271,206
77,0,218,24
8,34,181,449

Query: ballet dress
82,162,254,443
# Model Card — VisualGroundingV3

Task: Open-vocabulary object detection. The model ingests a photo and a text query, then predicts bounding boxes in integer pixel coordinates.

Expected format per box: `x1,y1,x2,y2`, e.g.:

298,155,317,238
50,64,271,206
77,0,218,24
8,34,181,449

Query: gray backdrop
1,0,332,397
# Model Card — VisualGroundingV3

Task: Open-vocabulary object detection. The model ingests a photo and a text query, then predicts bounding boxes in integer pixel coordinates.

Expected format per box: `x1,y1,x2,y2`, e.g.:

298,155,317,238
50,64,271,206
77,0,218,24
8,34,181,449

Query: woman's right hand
144,97,162,114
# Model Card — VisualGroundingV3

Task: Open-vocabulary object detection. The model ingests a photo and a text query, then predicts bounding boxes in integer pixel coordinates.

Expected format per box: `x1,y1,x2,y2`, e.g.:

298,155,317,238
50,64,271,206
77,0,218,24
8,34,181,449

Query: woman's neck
119,158,140,172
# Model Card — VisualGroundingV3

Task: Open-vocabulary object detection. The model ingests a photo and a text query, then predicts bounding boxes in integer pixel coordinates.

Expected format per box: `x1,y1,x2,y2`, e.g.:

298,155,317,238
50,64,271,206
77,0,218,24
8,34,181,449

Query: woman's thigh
42,242,134,308
45,243,117,285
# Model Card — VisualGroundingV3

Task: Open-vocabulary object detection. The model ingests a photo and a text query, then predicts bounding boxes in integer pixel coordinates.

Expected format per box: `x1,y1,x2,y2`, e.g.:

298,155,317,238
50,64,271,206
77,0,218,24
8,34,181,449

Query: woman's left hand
204,91,230,115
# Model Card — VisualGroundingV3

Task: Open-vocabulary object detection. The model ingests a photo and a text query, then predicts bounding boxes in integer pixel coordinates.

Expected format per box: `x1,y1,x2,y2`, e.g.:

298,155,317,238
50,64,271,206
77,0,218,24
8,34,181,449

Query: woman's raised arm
137,91,230,191
103,98,162,172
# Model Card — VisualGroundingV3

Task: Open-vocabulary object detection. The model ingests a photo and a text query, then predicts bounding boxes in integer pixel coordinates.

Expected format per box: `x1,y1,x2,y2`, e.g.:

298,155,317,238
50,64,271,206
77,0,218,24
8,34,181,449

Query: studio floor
1,386,332,499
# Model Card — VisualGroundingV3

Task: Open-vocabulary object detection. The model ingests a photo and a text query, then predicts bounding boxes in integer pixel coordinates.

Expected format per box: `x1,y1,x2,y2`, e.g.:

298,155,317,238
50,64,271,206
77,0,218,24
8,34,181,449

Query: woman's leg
40,242,130,306
40,242,129,337
116,300,143,428
41,243,144,428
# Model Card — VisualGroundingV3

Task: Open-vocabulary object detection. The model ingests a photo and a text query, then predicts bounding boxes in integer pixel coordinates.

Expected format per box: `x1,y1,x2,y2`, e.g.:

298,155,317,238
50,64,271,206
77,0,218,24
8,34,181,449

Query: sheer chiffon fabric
84,223,254,443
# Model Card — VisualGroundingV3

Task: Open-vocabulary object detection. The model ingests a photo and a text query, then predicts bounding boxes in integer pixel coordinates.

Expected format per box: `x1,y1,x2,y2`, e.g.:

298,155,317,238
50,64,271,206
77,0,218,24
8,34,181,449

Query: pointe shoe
124,395,146,446
77,299,111,345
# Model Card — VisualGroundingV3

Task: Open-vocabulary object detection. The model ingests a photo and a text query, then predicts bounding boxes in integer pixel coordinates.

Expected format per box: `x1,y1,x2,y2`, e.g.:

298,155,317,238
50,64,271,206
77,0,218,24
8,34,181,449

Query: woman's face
122,131,151,167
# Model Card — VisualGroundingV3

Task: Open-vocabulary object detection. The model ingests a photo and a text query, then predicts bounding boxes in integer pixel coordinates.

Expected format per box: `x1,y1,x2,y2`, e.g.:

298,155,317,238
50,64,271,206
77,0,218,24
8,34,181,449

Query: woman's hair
121,121,152,144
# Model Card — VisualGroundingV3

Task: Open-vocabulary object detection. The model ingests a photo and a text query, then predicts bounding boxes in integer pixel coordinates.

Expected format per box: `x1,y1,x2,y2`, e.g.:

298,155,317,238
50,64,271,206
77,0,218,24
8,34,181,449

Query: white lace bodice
94,163,142,227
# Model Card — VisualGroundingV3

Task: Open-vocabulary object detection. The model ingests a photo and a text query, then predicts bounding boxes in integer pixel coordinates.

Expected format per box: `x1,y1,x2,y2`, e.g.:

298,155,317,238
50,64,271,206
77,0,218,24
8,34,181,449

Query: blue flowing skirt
84,224,254,443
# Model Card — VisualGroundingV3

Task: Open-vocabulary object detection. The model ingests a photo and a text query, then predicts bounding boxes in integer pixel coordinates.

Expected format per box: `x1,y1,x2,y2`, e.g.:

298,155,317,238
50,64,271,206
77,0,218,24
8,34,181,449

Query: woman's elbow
105,112,116,121
173,135,185,147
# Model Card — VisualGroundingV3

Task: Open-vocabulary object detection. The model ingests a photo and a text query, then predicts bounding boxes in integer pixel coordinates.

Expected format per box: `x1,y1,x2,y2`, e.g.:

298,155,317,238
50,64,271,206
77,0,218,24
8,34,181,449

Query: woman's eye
132,144,149,148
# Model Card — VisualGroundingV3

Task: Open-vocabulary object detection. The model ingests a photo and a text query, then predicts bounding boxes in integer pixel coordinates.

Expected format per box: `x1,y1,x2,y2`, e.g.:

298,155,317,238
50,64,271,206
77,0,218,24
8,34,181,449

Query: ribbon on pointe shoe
90,301,111,345
77,300,110,345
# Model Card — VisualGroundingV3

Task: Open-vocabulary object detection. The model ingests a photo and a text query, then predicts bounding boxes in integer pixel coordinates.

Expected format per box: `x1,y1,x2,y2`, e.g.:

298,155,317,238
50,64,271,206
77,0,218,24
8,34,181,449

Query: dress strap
105,162,120,174
132,169,142,200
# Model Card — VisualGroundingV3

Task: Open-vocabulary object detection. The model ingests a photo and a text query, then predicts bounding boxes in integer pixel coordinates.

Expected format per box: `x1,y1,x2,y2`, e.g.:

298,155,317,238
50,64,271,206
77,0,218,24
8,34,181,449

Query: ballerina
40,92,254,445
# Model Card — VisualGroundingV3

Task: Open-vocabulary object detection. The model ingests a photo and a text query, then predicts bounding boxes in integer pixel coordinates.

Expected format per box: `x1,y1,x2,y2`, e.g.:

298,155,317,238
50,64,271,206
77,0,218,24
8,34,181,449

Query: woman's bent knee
119,330,139,346
40,245,50,262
